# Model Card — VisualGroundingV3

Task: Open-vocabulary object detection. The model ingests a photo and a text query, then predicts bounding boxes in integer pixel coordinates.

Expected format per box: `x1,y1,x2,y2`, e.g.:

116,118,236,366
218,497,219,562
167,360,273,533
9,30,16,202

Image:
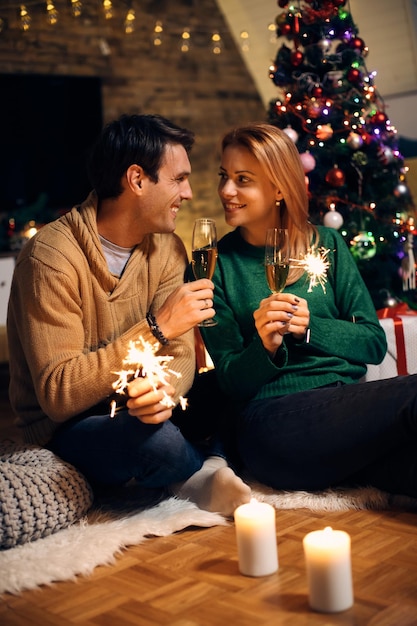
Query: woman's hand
254,293,310,357
126,376,176,424
154,279,215,340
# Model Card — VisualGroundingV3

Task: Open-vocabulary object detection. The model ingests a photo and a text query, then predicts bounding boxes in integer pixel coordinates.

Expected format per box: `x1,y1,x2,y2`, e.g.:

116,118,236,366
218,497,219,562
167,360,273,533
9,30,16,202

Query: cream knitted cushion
0,442,93,549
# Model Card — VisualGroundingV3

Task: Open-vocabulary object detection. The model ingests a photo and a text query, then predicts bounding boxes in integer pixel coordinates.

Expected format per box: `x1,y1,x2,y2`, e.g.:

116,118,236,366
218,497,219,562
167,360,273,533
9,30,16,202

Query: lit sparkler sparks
291,247,331,293
110,336,187,418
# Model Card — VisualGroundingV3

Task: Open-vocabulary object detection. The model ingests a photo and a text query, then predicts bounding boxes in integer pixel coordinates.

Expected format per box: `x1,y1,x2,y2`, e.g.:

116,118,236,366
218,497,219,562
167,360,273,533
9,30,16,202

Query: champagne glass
264,228,290,293
191,218,218,327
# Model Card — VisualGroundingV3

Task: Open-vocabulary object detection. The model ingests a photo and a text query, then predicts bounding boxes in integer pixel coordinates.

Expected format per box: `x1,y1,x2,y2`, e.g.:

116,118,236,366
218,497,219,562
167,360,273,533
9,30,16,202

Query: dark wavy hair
87,114,194,199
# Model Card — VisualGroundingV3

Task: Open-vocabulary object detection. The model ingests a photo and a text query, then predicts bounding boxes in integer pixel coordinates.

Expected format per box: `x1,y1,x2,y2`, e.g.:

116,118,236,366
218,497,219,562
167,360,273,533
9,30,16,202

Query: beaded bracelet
146,311,169,346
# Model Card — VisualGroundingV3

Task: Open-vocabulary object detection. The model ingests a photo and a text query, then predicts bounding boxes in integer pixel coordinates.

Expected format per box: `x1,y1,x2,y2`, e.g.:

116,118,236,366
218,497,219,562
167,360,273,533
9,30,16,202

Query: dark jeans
238,375,417,498
49,370,231,490
49,411,206,489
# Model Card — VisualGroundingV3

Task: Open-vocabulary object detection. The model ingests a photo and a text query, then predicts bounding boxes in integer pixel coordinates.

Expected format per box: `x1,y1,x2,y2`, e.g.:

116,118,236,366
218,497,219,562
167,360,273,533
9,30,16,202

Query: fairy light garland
1,0,264,53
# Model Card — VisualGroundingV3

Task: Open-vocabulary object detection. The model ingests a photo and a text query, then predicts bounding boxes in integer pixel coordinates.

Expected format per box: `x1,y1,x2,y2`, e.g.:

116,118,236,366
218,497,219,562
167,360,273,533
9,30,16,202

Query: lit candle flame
110,336,187,417
291,247,330,293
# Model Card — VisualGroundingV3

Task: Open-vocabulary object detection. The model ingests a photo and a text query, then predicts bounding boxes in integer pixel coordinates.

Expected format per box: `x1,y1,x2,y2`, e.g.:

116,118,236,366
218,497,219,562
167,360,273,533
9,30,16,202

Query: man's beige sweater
7,192,195,445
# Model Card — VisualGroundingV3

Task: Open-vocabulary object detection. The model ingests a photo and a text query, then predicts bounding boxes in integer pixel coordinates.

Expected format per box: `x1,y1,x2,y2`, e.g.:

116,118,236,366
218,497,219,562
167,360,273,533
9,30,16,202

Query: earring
275,199,281,208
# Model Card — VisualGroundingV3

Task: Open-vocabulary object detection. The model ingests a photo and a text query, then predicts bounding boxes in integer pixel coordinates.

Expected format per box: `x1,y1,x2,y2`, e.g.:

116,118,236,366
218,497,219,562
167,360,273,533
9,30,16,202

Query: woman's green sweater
201,226,387,401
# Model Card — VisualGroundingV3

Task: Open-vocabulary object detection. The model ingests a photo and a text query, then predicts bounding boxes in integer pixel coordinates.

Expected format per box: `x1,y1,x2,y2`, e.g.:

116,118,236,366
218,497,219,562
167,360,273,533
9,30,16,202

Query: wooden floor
1,363,417,626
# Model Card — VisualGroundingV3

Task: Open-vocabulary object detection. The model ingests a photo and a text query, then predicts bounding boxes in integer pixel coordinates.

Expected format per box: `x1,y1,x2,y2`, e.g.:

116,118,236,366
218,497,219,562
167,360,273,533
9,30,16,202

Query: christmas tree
267,0,416,310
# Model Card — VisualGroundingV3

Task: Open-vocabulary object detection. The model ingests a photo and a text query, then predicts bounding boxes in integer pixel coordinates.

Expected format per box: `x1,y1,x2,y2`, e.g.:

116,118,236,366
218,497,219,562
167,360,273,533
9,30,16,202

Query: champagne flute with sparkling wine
264,228,290,293
191,218,218,327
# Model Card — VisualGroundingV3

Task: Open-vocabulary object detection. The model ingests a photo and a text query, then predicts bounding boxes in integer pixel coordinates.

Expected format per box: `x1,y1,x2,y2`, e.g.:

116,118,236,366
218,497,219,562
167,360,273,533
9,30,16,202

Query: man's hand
154,279,215,340
126,376,176,424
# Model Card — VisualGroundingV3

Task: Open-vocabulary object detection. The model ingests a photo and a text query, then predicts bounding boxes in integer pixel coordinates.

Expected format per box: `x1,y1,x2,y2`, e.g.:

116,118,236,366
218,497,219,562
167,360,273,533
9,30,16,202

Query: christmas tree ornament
283,126,299,142
275,12,288,27
311,84,323,97
393,183,408,198
290,49,304,66
323,209,343,229
325,166,345,187
377,145,394,165
350,37,365,52
370,111,388,127
350,232,377,260
299,151,316,173
279,22,292,36
360,132,373,145
346,132,363,150
346,68,362,84
352,151,368,167
401,231,416,292
316,124,333,141
277,0,289,8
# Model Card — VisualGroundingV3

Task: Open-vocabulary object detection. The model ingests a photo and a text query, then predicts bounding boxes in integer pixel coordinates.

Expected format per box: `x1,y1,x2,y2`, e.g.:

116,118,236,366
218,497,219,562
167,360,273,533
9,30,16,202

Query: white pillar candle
303,526,354,613
234,499,278,577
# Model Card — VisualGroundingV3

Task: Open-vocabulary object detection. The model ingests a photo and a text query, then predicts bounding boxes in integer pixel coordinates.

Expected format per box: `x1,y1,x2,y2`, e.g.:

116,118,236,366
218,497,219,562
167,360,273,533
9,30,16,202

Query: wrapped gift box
364,304,417,382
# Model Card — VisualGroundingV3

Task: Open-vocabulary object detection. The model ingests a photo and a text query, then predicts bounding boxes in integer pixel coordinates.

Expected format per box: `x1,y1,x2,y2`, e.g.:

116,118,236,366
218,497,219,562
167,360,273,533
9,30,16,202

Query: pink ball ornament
299,152,316,173
323,210,343,230
283,126,299,143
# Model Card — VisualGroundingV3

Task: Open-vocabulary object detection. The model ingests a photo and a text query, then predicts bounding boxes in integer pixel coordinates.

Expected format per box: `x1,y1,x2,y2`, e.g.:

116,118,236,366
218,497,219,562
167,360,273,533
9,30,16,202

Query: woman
201,122,417,499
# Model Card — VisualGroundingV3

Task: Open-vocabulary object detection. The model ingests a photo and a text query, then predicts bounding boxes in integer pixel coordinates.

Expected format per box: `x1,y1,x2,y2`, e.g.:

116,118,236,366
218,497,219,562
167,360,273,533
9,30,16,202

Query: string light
19,4,31,31
268,22,276,44
124,7,135,34
240,30,249,52
45,0,58,25
153,20,163,46
180,27,190,52
102,0,113,20
211,31,222,55
1,2,248,55
70,0,82,18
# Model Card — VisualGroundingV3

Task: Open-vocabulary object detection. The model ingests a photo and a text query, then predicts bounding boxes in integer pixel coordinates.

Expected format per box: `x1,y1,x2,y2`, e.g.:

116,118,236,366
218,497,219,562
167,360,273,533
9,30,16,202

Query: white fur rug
1,483,416,596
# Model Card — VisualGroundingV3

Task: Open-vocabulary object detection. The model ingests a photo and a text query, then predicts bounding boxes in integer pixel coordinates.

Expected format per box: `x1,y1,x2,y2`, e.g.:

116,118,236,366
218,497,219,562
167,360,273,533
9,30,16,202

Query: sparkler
291,246,331,293
110,336,187,418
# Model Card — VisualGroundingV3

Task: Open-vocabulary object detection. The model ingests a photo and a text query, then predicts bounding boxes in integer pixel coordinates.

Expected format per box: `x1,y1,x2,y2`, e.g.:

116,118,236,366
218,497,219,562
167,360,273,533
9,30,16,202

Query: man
7,114,250,515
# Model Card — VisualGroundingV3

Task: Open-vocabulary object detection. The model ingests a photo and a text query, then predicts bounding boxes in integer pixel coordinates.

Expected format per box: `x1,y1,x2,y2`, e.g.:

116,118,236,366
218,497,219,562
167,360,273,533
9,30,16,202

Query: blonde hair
221,122,318,284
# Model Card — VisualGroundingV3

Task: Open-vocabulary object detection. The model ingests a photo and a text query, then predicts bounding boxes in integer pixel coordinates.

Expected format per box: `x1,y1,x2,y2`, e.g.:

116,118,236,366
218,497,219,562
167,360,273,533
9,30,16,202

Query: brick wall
0,0,266,254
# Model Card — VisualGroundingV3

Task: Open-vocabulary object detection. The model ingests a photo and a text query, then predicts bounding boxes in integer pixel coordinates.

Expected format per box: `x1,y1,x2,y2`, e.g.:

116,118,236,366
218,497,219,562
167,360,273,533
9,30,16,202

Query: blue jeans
238,375,417,498
49,409,206,489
